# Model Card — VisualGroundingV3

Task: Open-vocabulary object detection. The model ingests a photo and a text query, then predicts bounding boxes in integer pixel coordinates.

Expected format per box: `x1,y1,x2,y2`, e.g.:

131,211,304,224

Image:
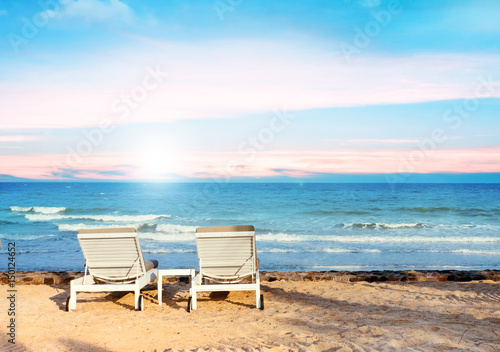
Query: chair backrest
77,228,147,281
195,225,257,280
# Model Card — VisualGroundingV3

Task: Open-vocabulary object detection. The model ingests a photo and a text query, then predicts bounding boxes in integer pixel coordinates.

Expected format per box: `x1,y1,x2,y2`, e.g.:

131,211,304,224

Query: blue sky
1,0,500,182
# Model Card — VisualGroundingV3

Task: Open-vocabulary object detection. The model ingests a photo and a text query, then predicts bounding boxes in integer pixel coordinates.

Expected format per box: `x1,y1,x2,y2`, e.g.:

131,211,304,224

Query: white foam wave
363,249,382,253
451,249,500,256
139,233,195,242
321,248,382,253
0,234,56,240
142,248,196,254
57,222,195,233
33,206,67,214
321,248,356,253
56,223,145,232
10,206,33,212
260,248,299,253
257,233,500,243
11,206,67,214
441,224,500,230
341,222,428,229
156,224,197,233
26,213,170,222
259,248,382,254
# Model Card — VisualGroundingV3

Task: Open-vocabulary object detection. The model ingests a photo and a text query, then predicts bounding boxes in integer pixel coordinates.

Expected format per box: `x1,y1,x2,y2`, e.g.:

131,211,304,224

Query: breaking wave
0,233,56,241
11,206,68,214
142,248,196,254
156,224,198,233
25,213,171,222
259,248,382,254
256,233,500,243
139,232,195,242
56,223,149,232
339,223,429,229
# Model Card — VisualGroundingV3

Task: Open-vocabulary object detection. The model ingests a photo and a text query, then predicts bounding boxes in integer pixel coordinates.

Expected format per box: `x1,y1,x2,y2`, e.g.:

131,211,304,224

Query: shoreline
3,269,500,285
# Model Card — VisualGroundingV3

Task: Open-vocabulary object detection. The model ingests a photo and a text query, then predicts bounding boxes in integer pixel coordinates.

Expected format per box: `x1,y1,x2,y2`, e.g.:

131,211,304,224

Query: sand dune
1,280,499,351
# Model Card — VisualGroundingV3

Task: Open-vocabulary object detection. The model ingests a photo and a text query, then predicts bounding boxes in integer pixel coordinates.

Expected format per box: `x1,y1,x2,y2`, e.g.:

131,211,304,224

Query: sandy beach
2,278,499,351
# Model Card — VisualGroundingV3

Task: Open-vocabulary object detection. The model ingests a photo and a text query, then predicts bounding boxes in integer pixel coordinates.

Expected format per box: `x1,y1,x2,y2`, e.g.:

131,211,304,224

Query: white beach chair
189,225,263,311
67,228,158,312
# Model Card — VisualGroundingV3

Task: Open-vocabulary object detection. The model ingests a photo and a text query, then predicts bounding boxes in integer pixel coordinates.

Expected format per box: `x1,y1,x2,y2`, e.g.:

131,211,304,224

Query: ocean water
1,182,499,272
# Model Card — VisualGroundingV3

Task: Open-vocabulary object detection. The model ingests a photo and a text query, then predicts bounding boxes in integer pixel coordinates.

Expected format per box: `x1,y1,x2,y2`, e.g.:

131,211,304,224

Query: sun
136,148,178,180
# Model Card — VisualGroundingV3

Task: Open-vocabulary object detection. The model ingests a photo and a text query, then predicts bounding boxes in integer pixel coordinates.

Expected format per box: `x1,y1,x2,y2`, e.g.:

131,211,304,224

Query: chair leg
68,282,77,311
69,295,77,311
134,288,141,310
190,272,201,311
191,290,197,310
255,272,262,309
158,276,162,306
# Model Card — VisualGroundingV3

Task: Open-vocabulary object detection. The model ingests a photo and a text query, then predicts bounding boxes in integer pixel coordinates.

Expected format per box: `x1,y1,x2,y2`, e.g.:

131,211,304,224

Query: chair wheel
259,294,264,310
187,296,192,313
66,296,71,312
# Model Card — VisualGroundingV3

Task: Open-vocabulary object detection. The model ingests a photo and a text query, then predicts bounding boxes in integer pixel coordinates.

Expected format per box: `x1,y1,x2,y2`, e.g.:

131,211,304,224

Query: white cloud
53,0,132,23
0,9,8,16
2,39,500,129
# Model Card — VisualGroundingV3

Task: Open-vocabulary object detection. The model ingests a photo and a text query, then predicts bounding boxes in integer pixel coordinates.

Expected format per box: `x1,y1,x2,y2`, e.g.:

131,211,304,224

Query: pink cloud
2,146,500,180
326,139,420,144
0,135,42,142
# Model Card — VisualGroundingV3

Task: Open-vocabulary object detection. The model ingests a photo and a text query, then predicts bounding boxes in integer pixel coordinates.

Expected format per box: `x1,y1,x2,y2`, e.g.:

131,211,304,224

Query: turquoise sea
1,182,499,272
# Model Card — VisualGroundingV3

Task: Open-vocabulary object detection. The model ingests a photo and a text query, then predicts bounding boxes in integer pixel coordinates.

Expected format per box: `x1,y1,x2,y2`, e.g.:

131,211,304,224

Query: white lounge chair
67,228,158,311
189,225,263,311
